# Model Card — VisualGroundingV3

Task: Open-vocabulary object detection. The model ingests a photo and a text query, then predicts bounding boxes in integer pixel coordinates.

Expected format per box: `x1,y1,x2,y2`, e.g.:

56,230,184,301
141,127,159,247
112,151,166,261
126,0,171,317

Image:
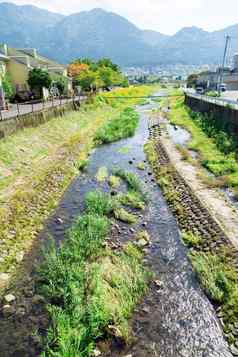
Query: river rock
16,251,24,263
154,280,164,289
4,294,16,303
93,349,101,357
32,295,45,305
2,304,15,317
137,239,148,247
0,273,10,289
56,217,63,224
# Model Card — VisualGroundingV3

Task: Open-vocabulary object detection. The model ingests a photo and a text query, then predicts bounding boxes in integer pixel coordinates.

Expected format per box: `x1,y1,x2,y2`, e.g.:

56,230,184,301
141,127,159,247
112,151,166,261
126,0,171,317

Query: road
185,89,238,109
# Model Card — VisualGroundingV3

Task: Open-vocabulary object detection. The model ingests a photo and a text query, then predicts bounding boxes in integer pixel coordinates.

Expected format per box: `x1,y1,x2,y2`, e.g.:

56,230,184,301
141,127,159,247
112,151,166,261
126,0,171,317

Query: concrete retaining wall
185,94,238,134
0,100,81,139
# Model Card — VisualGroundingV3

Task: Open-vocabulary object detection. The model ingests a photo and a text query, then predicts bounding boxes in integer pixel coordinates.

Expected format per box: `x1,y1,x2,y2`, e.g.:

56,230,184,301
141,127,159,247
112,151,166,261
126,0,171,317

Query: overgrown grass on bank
168,97,238,193
190,251,238,344
39,188,150,356
95,107,139,144
0,85,156,279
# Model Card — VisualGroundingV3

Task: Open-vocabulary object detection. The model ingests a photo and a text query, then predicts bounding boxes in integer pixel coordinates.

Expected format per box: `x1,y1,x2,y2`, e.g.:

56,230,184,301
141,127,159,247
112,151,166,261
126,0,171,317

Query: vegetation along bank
0,84,155,289
144,97,238,352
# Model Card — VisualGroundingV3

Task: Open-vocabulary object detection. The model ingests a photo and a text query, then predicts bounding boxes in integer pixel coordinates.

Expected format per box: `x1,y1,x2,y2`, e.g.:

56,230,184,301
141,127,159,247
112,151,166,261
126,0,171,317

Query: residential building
0,44,72,100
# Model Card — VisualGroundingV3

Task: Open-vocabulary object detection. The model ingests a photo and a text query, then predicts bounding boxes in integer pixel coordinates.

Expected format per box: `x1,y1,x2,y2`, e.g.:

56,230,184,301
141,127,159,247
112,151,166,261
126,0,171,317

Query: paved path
0,97,81,121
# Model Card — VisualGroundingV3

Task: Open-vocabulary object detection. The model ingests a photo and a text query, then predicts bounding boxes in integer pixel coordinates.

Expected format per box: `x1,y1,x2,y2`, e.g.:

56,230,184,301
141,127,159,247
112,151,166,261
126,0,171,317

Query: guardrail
185,91,238,110
0,96,82,121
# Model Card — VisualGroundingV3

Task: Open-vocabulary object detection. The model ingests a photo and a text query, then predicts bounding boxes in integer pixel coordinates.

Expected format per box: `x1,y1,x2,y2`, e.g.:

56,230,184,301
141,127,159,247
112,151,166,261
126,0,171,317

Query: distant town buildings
196,53,238,91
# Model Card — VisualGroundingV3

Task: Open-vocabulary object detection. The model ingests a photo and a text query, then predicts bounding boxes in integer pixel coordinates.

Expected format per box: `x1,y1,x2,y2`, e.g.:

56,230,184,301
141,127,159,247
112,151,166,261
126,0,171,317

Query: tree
55,78,67,95
28,68,52,96
99,67,113,88
187,74,198,88
74,69,96,91
2,74,14,99
97,58,119,72
69,57,126,91
68,63,89,77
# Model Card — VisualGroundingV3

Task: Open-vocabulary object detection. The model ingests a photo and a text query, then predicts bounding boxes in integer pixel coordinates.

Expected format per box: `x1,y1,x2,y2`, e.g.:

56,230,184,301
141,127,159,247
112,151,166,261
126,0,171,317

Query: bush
2,74,14,100
28,68,52,97
95,107,139,144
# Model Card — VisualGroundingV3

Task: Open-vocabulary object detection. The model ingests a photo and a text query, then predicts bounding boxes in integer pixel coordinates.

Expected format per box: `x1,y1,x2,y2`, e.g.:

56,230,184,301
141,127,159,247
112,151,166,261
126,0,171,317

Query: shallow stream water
38,99,232,356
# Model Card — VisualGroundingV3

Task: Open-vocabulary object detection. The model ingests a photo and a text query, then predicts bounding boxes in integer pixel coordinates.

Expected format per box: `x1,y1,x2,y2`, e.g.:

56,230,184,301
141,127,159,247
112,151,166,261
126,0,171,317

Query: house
0,44,72,99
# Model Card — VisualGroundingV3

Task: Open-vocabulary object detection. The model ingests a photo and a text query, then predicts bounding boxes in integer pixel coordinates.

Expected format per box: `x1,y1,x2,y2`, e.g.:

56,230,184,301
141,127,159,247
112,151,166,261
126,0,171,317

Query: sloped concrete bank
0,99,81,138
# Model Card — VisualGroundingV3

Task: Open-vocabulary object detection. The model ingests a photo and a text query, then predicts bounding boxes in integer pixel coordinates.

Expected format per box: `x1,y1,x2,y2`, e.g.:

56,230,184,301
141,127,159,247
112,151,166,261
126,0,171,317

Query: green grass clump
113,168,144,195
95,107,139,144
75,159,89,171
190,252,237,304
119,191,145,210
114,208,138,224
190,251,238,342
136,162,145,170
85,190,116,216
182,232,201,248
108,175,121,188
96,166,108,182
118,146,131,154
39,190,150,356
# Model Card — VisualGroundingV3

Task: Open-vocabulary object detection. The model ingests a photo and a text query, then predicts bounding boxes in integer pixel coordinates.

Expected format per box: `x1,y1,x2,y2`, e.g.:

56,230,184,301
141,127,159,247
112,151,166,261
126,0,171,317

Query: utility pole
218,35,231,95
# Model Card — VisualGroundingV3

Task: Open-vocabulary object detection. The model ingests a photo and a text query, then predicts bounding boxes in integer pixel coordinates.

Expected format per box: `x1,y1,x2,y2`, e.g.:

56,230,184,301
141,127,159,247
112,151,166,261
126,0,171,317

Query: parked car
195,87,205,95
217,83,227,92
12,91,34,103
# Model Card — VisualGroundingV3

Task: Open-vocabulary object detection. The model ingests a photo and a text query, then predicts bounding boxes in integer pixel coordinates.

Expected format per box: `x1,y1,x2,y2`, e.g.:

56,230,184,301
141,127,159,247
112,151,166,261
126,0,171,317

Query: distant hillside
0,2,238,66
0,2,64,48
45,8,160,65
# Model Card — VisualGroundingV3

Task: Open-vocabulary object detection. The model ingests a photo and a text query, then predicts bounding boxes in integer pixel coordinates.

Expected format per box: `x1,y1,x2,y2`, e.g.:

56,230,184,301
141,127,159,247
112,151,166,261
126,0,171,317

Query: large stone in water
4,294,16,303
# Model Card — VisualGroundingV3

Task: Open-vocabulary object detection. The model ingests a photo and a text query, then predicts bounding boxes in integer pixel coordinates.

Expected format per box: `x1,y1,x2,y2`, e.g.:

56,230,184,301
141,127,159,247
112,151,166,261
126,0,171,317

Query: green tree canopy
187,74,198,88
2,74,14,99
69,57,125,91
74,69,96,91
28,68,52,94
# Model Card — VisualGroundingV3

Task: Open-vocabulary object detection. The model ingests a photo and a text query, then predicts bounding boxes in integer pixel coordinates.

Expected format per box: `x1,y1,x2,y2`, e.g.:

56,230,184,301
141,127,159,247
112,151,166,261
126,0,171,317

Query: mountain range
0,2,238,67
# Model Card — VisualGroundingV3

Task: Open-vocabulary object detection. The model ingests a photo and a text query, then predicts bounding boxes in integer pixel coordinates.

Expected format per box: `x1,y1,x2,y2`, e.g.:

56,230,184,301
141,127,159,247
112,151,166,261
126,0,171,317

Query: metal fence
185,91,238,110
0,96,81,121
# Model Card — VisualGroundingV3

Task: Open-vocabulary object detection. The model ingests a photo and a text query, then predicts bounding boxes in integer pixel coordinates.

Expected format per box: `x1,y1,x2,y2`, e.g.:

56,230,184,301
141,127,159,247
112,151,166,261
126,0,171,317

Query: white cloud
1,0,238,34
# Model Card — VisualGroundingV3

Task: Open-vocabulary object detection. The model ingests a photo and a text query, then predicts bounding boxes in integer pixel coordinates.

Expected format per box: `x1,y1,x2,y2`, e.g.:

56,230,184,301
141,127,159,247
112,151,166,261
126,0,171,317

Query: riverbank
168,96,238,198
0,85,155,291
0,94,232,357
145,106,238,353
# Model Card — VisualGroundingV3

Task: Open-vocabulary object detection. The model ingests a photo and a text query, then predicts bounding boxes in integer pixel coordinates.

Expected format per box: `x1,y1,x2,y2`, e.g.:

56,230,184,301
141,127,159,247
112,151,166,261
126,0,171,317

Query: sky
1,0,238,35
